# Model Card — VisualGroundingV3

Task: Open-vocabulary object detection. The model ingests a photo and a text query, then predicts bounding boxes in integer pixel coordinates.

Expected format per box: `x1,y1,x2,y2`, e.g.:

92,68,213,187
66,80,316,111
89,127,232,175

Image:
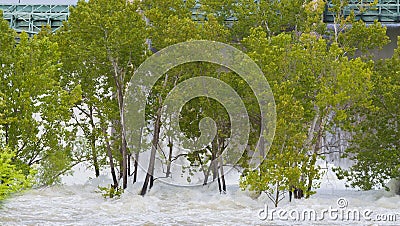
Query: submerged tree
239,2,387,203
0,11,81,186
138,0,232,195
58,0,147,189
335,43,400,191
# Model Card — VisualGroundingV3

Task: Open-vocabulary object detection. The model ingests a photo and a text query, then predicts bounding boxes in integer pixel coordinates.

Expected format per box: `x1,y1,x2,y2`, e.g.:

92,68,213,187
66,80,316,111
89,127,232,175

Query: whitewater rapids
1,164,399,225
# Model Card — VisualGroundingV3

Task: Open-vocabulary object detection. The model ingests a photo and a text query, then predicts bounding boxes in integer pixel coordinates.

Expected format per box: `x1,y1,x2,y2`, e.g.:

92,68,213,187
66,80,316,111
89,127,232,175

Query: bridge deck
2,1,400,36
324,0,400,23
0,4,71,35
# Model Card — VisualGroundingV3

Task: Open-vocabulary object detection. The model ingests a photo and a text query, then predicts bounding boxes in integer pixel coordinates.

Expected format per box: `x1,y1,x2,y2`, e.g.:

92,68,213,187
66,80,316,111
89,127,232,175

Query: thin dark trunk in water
133,127,142,184
104,128,118,188
133,151,139,184
149,175,154,189
289,185,304,201
140,108,161,196
197,152,208,183
219,154,226,193
140,75,168,196
293,187,304,199
203,142,217,186
217,171,222,193
119,149,123,179
110,57,128,189
128,154,131,176
211,140,218,181
119,97,128,190
203,160,211,185
289,162,302,201
274,183,280,208
90,135,100,177
218,139,226,193
89,106,100,177
166,138,173,178
121,141,128,189
215,139,221,193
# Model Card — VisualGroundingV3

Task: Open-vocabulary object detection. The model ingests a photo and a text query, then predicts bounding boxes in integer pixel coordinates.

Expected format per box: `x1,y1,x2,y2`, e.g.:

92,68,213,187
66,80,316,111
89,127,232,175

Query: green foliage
0,13,81,187
336,42,400,190
97,185,123,199
327,1,390,56
140,0,233,187
0,0,396,199
240,78,321,205
239,8,379,201
57,0,148,184
0,148,35,201
214,0,317,40
338,20,389,56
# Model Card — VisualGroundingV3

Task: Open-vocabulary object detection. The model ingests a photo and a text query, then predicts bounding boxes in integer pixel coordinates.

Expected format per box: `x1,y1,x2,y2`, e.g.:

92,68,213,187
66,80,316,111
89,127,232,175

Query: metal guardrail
0,4,72,35
2,1,400,36
324,0,400,23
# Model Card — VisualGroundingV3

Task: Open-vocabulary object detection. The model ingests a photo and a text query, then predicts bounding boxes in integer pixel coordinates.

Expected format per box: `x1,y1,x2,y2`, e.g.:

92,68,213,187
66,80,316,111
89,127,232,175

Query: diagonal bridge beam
0,4,72,35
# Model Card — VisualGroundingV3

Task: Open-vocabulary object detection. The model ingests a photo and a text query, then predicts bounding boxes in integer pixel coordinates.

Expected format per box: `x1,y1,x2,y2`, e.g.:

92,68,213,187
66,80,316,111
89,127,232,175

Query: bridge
324,0,400,23
1,1,400,35
0,4,72,35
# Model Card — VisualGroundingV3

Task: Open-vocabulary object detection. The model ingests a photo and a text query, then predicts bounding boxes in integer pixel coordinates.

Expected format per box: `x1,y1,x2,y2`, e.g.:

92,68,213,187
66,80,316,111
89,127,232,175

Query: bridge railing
0,4,72,35
2,1,400,36
324,0,400,23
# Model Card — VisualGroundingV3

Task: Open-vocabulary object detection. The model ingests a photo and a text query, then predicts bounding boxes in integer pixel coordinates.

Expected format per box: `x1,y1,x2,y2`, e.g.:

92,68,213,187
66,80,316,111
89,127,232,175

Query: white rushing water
1,164,400,225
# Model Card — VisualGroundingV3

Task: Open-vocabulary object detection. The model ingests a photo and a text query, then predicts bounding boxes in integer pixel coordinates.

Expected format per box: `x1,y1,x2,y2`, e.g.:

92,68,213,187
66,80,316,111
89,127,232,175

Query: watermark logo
336,197,348,208
124,40,276,186
258,197,398,222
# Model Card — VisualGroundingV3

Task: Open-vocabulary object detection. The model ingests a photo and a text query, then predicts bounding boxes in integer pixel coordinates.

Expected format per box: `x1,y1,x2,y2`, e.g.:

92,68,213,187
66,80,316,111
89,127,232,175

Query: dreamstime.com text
258,198,398,222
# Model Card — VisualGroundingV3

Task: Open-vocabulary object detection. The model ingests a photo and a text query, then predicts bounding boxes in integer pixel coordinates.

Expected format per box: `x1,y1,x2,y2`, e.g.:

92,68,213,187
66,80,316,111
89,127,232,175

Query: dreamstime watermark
124,40,276,186
258,198,399,222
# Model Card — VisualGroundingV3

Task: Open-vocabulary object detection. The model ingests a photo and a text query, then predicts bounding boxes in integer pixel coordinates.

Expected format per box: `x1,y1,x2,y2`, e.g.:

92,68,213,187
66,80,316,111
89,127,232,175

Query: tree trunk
217,172,222,193
88,106,100,177
293,187,304,199
149,174,154,189
166,138,173,178
110,58,128,189
203,143,218,186
219,153,226,193
203,161,211,185
104,128,118,189
218,139,226,193
140,74,168,195
119,91,128,190
197,152,208,183
215,139,221,193
133,151,139,184
133,127,142,184
211,140,218,181
305,111,325,199
128,154,131,176
306,154,317,199
140,108,161,196
274,183,280,208
119,149,124,179
91,136,100,177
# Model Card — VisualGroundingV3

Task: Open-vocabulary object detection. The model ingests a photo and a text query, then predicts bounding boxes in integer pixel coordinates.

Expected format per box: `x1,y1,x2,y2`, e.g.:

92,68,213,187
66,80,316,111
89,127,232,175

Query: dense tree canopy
0,0,398,204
